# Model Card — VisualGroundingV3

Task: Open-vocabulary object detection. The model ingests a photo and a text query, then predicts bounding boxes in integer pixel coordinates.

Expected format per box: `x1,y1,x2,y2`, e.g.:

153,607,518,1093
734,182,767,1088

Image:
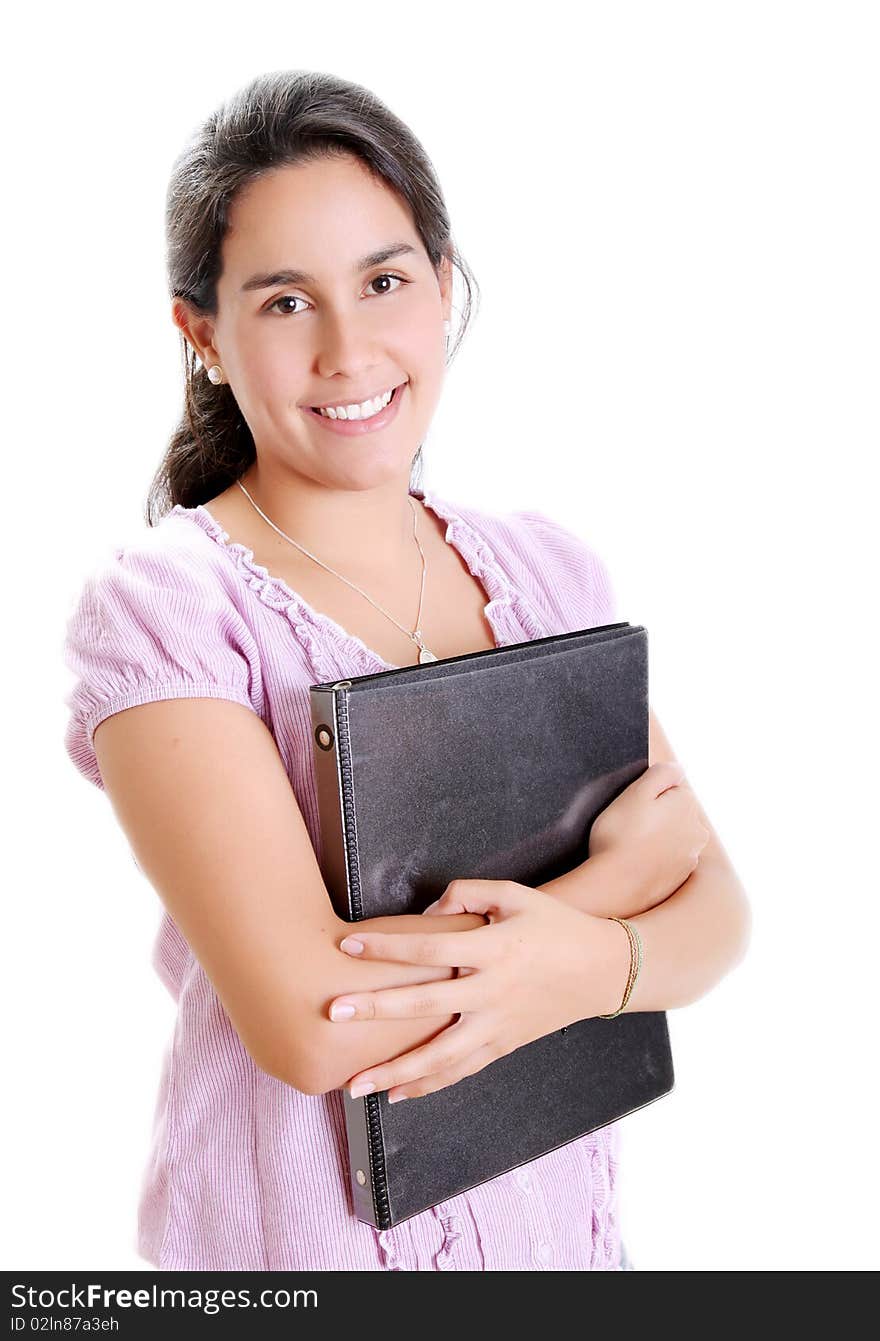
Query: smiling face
174,153,453,493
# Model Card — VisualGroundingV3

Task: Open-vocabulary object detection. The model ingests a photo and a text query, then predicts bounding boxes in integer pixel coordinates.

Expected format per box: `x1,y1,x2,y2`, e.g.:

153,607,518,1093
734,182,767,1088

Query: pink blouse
62,483,630,1271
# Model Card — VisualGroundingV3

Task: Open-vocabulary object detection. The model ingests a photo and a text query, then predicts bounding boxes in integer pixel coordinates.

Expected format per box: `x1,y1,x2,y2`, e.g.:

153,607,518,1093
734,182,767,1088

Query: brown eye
268,295,307,317
368,274,407,295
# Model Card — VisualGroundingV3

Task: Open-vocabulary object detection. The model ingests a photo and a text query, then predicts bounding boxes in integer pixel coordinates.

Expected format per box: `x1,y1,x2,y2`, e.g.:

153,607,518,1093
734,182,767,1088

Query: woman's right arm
93,695,482,1095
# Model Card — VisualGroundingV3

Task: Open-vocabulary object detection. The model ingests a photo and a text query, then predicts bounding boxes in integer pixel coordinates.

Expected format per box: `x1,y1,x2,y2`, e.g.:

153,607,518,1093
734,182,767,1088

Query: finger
421,885,469,916
423,878,533,919
437,878,534,921
648,760,686,796
386,1041,502,1102
338,924,494,968
346,1016,485,1097
328,975,481,1023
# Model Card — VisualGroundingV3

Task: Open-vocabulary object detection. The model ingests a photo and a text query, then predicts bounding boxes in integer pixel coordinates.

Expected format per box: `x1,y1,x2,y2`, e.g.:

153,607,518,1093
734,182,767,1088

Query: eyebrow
240,242,419,293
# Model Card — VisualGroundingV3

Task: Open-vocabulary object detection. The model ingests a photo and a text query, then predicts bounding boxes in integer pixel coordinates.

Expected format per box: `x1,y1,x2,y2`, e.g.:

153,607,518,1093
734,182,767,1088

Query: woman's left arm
591,847,752,1012
539,706,752,1008
328,708,752,1100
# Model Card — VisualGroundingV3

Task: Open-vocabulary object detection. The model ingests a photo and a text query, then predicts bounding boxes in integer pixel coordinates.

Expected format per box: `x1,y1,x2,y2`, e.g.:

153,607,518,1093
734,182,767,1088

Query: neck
233,467,426,577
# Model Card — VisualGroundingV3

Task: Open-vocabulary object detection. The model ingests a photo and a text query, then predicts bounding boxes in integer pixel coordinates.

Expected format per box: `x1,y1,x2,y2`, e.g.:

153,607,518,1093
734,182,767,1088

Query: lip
303,381,407,436
306,381,404,411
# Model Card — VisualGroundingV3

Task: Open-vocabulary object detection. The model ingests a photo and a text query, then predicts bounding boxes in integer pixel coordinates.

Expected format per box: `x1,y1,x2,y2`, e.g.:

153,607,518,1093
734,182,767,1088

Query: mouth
302,380,409,435
304,380,408,419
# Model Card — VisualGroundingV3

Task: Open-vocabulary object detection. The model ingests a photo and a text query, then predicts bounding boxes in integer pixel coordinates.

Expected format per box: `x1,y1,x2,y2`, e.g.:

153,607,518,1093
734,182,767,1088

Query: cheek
414,292,445,339
395,310,445,380
240,337,303,403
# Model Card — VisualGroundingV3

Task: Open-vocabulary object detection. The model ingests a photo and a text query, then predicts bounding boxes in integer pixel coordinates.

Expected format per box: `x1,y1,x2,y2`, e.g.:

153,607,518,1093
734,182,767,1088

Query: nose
315,306,384,383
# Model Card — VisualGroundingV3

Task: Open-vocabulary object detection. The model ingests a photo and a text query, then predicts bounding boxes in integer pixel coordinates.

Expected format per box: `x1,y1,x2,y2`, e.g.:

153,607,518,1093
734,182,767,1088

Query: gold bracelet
616,918,641,1013
598,916,643,1019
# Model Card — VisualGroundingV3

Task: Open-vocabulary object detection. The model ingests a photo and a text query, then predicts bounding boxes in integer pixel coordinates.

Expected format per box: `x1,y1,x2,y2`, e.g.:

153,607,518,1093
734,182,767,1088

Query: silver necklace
234,479,439,664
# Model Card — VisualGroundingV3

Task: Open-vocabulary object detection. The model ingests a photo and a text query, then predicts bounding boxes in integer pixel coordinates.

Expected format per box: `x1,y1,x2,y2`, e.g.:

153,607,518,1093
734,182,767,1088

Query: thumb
421,887,461,915
421,896,447,915
423,878,530,920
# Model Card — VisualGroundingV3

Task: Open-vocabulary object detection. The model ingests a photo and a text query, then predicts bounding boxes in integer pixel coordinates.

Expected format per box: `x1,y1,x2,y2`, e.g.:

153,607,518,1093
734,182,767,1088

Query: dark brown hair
146,69,479,526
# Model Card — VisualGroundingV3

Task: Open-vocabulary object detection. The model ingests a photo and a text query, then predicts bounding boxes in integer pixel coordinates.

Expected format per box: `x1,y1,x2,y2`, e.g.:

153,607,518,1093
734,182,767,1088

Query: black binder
309,621,674,1229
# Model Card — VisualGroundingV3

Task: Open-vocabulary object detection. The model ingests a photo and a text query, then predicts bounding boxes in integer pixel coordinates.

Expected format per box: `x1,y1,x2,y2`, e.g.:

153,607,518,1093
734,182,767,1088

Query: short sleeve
62,540,262,791
510,508,619,630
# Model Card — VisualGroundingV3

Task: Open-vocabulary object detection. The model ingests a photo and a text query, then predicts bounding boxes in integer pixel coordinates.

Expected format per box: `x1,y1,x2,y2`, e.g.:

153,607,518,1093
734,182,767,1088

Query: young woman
63,70,751,1272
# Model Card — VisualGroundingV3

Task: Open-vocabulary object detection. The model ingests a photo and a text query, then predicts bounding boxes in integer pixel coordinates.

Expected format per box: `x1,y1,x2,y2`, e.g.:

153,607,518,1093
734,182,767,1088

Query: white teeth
317,387,395,421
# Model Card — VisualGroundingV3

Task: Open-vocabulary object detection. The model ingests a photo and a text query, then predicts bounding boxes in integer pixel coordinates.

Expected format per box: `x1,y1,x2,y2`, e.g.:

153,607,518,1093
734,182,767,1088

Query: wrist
584,847,631,904
594,914,635,1018
540,846,634,918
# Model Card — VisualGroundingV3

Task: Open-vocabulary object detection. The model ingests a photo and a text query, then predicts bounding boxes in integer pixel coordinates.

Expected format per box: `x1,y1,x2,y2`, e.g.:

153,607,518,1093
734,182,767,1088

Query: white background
4,0,877,1272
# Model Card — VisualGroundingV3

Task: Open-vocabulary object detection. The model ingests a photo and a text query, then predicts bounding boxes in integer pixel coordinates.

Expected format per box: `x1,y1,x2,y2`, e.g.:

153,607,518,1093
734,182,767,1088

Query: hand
589,761,710,912
328,879,625,1103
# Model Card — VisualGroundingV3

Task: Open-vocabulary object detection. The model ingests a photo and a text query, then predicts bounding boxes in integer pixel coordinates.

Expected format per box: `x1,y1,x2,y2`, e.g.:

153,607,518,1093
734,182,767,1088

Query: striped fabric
62,483,630,1271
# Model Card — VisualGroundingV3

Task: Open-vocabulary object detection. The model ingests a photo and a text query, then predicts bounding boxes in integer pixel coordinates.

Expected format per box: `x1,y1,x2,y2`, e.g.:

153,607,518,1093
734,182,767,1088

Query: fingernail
388,1093,408,1103
349,1081,376,1098
330,1002,356,1020
340,937,365,954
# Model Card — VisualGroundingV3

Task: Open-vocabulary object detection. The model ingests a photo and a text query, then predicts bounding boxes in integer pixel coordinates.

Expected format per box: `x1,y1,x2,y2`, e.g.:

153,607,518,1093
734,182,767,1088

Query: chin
331,456,416,491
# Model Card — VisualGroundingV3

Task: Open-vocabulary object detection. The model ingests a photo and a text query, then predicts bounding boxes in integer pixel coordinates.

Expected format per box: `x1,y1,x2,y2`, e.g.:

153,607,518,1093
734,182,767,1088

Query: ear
171,297,221,370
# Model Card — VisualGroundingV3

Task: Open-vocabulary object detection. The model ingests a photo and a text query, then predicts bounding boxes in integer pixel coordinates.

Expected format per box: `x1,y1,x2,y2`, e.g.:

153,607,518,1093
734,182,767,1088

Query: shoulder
89,505,234,589
67,506,247,633
62,508,263,791
441,494,618,630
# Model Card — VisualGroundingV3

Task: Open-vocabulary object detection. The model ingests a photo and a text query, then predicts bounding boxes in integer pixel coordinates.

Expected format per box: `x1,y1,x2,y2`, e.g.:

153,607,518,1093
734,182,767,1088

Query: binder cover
309,622,674,1228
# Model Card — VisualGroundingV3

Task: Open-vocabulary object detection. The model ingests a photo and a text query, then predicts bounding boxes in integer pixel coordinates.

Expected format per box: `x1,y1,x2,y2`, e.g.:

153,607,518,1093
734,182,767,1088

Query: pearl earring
207,365,223,385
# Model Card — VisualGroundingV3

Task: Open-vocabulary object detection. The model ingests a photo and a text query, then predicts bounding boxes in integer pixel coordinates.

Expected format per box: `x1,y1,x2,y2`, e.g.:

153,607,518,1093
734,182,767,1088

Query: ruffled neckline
168,484,549,682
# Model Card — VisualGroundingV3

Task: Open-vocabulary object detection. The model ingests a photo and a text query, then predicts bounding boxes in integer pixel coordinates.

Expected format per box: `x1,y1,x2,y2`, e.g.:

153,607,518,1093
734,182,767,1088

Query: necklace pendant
413,628,438,663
